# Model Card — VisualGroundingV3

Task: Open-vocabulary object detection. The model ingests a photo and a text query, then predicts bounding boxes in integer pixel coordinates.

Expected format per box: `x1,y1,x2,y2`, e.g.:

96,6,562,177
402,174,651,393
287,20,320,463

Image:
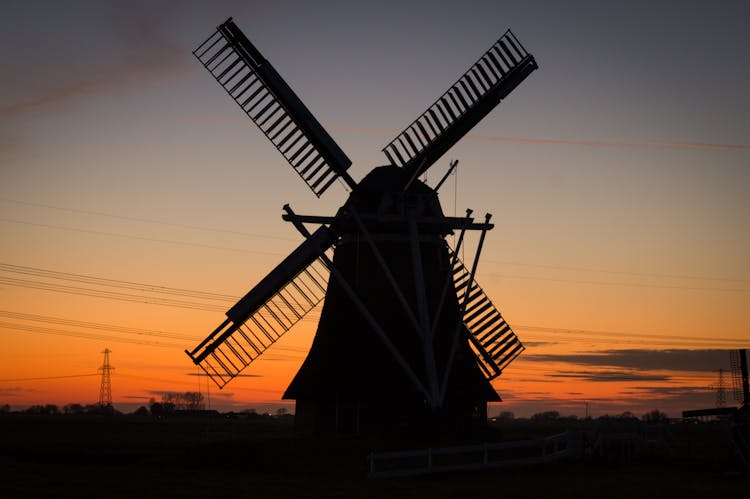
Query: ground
0,415,746,498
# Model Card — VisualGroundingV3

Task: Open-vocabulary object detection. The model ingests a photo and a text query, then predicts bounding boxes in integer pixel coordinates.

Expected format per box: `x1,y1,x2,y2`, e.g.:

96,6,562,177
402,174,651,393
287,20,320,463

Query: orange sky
1,1,749,417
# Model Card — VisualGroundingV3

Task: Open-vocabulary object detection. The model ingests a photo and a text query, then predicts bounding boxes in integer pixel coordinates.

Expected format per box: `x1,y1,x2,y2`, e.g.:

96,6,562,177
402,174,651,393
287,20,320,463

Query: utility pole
98,348,114,408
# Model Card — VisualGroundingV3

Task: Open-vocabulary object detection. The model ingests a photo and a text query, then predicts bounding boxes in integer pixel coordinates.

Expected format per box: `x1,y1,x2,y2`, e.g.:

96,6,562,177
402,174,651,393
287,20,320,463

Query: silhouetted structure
715,368,727,407
683,349,749,419
730,348,750,407
683,349,750,470
98,348,113,407
186,18,537,434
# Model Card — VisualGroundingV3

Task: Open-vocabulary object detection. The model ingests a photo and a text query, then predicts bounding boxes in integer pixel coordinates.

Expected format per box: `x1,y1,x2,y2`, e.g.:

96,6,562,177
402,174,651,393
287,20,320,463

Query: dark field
0,415,746,498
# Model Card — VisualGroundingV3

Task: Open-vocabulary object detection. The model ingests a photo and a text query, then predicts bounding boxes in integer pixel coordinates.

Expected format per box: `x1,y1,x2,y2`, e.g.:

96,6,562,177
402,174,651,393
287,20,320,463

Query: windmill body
186,18,537,434
285,166,499,433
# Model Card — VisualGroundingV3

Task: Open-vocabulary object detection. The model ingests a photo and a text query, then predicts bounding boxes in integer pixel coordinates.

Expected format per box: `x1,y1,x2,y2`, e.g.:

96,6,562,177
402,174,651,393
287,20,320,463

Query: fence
368,431,583,479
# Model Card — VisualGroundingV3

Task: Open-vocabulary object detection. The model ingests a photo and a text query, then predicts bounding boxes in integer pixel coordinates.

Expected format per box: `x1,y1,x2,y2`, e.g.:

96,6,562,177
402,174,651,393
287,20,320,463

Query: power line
483,259,750,284
490,273,750,293
326,124,750,151
4,199,747,287
0,197,296,242
0,218,286,257
116,372,219,388
0,276,227,312
0,263,239,301
0,373,99,382
0,263,324,320
0,310,200,341
0,263,742,350
0,321,183,348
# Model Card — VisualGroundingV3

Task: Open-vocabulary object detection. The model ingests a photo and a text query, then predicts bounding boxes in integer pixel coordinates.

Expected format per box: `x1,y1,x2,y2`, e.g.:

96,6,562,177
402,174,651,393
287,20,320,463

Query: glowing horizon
2,1,749,419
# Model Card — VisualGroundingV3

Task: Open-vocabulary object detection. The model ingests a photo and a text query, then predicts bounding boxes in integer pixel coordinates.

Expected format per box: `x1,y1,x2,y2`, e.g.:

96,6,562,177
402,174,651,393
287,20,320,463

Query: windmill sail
186,227,334,388
450,249,524,380
382,30,537,179
194,19,355,197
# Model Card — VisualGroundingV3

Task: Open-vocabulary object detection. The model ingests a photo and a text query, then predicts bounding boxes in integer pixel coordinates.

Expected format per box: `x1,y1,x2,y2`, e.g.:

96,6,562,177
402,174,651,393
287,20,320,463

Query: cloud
521,341,559,347
507,378,564,384
326,124,750,151
524,349,734,372
0,4,189,121
546,370,670,383
0,386,34,396
468,133,750,152
621,386,711,396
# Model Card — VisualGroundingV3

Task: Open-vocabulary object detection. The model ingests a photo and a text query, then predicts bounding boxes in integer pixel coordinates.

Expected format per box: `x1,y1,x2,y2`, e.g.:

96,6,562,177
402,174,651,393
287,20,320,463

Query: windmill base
292,398,490,436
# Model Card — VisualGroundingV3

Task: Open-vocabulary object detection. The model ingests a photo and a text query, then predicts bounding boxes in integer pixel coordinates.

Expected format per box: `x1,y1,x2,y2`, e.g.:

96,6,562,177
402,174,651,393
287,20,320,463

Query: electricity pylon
98,348,114,407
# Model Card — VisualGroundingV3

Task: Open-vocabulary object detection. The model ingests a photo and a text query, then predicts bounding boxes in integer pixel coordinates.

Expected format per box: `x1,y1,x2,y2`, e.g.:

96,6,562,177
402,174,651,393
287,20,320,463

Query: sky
1,0,748,418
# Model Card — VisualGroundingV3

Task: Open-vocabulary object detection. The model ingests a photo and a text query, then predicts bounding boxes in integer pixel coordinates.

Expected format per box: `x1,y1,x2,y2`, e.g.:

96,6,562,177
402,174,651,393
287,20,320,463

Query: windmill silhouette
186,18,537,433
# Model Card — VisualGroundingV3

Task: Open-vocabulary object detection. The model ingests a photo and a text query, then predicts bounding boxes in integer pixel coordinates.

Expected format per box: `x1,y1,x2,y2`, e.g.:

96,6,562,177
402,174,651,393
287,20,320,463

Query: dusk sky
1,0,748,417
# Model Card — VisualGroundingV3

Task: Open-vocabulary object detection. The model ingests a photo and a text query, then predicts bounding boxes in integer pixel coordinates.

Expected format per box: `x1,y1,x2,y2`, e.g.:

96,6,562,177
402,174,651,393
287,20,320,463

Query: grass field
0,415,746,498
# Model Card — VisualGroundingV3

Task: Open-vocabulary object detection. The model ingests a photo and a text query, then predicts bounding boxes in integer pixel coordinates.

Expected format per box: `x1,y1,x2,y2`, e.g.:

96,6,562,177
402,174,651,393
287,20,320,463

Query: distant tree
241,408,259,419
275,407,288,417
133,406,150,416
618,411,636,420
63,403,85,415
157,392,205,411
0,404,10,414
531,410,560,422
24,405,42,415
150,402,164,417
497,411,515,421
84,404,101,414
25,404,59,415
642,409,669,423
150,401,175,418
183,392,205,411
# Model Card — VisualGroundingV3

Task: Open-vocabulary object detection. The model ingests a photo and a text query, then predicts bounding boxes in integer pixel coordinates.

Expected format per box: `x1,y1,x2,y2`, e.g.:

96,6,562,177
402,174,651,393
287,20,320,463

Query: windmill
186,18,538,433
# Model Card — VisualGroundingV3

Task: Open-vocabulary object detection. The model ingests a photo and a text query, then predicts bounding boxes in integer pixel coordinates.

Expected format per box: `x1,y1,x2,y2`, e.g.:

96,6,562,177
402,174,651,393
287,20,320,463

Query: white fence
368,431,583,479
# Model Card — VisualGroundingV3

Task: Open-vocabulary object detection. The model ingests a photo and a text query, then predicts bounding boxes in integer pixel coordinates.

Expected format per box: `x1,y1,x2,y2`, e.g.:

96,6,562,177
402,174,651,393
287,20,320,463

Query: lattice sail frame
383,29,537,179
186,227,335,388
194,19,353,197
189,258,330,388
450,249,524,380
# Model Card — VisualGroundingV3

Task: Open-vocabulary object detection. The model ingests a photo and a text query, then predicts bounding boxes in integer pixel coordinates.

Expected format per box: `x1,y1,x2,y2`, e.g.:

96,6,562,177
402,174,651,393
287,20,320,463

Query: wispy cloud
0,386,34,396
468,133,750,152
522,341,559,347
546,370,671,383
0,7,188,121
524,349,734,372
622,386,711,396
327,124,750,152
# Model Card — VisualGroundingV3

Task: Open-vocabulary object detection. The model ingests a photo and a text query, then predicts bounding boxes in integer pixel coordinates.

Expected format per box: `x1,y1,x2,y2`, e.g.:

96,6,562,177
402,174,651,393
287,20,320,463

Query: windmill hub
336,165,447,239
186,18,537,434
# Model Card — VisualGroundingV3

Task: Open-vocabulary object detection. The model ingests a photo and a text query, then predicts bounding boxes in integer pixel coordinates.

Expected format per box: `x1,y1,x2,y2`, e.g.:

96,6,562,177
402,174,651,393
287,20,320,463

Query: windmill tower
186,18,537,433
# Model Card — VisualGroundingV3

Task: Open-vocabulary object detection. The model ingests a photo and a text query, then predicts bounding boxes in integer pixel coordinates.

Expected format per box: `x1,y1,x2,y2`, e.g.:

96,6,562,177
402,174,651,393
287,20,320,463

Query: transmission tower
714,368,726,408
98,348,114,407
